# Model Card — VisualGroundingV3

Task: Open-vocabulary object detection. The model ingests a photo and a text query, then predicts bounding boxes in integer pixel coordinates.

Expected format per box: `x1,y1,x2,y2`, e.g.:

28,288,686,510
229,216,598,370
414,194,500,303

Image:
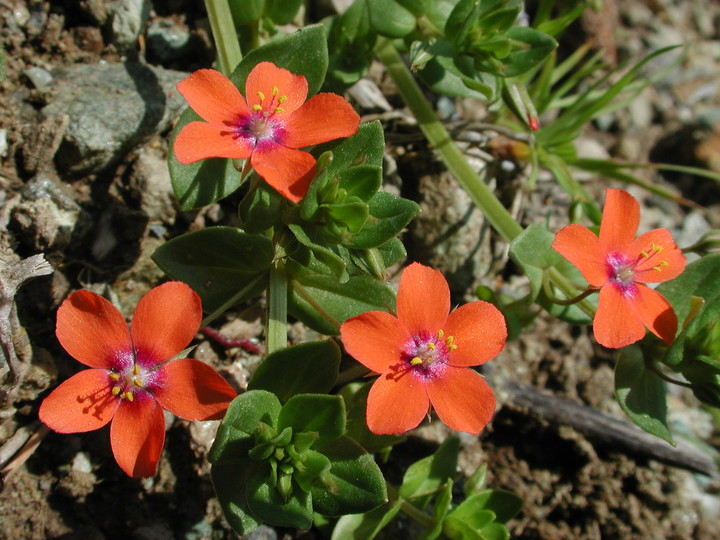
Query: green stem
204,0,243,75
386,483,435,529
200,273,266,328
290,280,342,331
375,38,523,242
267,264,288,354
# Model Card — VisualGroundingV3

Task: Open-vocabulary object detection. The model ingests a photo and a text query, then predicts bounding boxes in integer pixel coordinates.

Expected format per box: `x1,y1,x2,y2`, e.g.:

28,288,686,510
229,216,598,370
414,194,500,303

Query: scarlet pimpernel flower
552,188,687,349
39,282,237,477
340,263,507,435
174,62,360,203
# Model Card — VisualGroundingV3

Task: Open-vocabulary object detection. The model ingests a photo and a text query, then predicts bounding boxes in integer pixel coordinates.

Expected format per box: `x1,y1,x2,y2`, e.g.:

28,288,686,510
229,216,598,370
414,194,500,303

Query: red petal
632,284,678,345
426,367,495,435
245,62,308,117
110,396,165,477
56,290,133,369
630,229,687,283
153,358,236,421
251,143,316,203
173,121,253,164
366,368,429,435
594,285,646,348
340,311,410,373
396,263,450,336
599,188,639,251
177,69,249,125
282,93,360,148
39,370,119,433
131,282,202,368
552,224,608,287
444,301,507,366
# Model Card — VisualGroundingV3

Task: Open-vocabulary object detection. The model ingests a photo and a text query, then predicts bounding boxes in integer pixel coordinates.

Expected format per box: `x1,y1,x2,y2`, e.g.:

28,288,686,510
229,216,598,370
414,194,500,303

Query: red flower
552,188,687,348
39,282,237,477
173,62,360,203
340,263,507,435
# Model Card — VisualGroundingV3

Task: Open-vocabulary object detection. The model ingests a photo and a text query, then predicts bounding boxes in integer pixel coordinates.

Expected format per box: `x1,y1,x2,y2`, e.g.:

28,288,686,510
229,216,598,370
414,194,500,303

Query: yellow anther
252,104,263,111
278,95,287,104
109,373,120,381
652,265,664,272
272,85,279,96
438,329,444,339
410,357,423,366
112,386,122,396
257,91,265,101
640,250,649,258
449,344,457,352
125,392,134,402
652,261,669,272
445,335,454,345
133,364,140,375
651,243,663,253
132,377,143,388
428,342,436,351
274,107,284,114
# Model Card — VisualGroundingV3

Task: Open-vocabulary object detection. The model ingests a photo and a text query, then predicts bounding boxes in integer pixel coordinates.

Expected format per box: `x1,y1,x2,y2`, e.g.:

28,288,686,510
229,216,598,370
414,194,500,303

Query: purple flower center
401,330,456,380
107,350,161,402
236,86,288,147
606,243,669,297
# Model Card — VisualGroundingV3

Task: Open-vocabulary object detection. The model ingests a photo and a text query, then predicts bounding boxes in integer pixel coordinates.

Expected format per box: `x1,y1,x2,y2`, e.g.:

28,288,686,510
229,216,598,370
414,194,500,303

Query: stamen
257,91,265,101
271,85,279,96
124,391,134,402
274,107,284,113
112,386,122,396
445,336,454,345
132,377,143,387
133,364,140,375
252,104,262,111
278,95,287,104
410,357,423,366
109,373,120,381
427,342,436,350
640,250,649,258
652,261,669,272
438,329,444,339
449,344,457,352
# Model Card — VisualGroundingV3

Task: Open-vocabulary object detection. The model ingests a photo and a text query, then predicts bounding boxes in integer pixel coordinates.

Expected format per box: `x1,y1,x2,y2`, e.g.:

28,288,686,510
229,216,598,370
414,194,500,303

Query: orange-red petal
110,396,165,477
173,121,253,164
632,284,678,345
153,358,236,421
56,290,133,369
39,369,119,433
552,224,608,287
630,229,687,283
340,311,410,374
177,69,249,125
426,367,495,435
251,143,316,203
245,62,308,117
444,301,507,366
396,263,451,336
282,93,360,148
599,188,639,251
594,284,647,348
131,282,202,368
366,368,429,435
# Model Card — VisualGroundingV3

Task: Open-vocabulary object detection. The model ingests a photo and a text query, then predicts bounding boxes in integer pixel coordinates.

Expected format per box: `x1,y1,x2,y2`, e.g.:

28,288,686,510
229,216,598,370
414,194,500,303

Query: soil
1,1,720,539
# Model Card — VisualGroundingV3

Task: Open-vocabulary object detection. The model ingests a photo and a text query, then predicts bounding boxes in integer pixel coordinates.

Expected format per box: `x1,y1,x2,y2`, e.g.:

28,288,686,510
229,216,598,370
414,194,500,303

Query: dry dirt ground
1,1,720,539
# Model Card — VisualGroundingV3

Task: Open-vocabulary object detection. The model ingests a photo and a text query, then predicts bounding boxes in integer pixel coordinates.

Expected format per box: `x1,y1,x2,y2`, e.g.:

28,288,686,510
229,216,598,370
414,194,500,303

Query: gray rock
8,176,91,252
109,0,152,49
147,17,191,62
23,66,53,89
41,62,187,175
127,147,178,224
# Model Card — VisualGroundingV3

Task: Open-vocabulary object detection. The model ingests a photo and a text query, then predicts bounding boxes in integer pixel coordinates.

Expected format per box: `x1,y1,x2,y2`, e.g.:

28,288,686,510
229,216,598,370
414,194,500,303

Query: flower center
108,363,149,402
403,329,457,377
607,242,669,294
240,85,288,144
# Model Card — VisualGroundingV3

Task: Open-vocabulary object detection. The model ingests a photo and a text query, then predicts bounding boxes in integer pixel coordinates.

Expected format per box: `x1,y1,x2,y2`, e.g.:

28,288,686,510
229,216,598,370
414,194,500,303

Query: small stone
109,0,152,49
23,67,53,90
188,419,221,454
147,17,191,62
127,147,178,224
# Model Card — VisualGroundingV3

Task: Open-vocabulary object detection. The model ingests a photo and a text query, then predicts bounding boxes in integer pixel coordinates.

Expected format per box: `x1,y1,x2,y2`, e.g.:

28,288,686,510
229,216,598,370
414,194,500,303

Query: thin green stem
267,264,288,354
335,363,370,387
546,267,596,317
386,483,435,529
290,280,342,331
375,38,523,243
204,0,242,75
200,274,266,328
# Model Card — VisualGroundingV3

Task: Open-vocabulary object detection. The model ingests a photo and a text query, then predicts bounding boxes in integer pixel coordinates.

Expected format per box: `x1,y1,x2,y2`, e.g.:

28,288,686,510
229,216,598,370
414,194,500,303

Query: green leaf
422,479,454,540
338,165,383,202
246,466,314,529
314,121,387,180
294,450,332,493
349,192,420,249
249,340,341,403
277,394,347,447
493,26,557,77
288,273,397,335
614,346,674,444
152,227,272,314
312,436,388,516
464,464,487,497
444,512,495,540
227,0,265,25
209,390,282,464
657,253,720,326
238,180,284,234
211,461,261,536
508,223,564,301
330,500,402,540
455,489,523,524
367,0,417,38
231,24,329,97
288,224,349,281
265,0,303,25
399,437,459,501
168,108,244,210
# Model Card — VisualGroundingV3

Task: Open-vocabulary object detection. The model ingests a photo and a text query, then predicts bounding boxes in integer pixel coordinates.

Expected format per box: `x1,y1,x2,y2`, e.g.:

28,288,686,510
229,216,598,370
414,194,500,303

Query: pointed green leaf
399,437,459,501
367,0,417,38
211,461,261,536
246,466,314,529
278,394,346,447
330,500,402,540
349,192,420,249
